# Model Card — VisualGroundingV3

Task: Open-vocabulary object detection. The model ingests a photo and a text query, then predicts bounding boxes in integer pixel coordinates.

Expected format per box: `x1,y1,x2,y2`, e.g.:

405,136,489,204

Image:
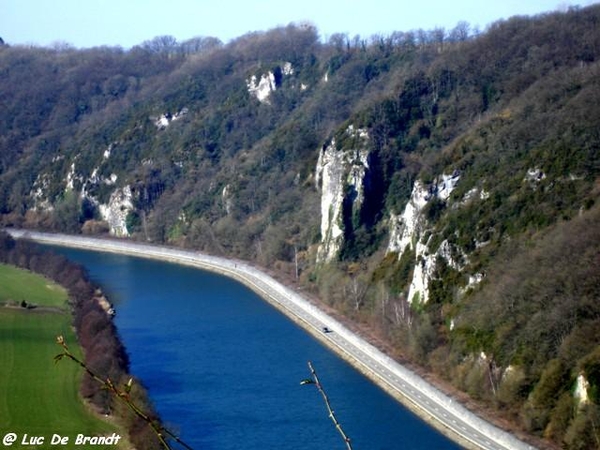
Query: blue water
47,246,462,450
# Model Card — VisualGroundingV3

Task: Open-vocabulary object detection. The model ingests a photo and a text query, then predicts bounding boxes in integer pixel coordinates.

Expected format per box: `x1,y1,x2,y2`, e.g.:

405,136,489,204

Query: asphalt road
6,229,536,450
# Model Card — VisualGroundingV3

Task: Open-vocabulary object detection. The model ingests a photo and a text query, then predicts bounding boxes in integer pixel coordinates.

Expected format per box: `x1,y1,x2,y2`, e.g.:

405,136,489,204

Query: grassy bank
0,264,127,448
0,263,68,307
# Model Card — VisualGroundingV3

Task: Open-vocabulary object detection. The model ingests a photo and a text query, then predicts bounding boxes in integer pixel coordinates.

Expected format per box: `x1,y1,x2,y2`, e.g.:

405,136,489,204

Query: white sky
1,0,597,49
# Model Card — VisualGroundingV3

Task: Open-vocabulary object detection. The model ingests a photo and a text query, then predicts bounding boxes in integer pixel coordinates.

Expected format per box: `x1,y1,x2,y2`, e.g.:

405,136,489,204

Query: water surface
49,246,462,450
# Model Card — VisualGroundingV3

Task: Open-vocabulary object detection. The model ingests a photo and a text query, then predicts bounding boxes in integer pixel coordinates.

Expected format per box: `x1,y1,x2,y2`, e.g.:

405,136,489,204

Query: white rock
524,168,546,183
65,162,77,191
247,72,277,104
98,185,134,237
387,172,465,304
103,144,113,159
436,172,460,201
315,140,346,262
574,373,590,406
315,126,370,263
154,114,170,129
387,180,429,254
30,173,54,211
222,184,234,215
282,62,294,75
152,108,188,129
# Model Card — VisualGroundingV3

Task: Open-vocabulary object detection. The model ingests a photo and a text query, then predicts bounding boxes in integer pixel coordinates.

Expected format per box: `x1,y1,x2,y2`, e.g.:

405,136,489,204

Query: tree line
0,4,599,448
0,232,163,449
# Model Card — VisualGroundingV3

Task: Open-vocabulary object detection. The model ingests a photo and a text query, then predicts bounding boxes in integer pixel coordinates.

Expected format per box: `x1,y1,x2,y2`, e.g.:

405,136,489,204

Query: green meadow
0,264,126,448
0,263,68,307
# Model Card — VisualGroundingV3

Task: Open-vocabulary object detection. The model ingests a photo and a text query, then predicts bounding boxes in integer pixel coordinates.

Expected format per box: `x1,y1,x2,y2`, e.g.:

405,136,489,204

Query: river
46,245,462,450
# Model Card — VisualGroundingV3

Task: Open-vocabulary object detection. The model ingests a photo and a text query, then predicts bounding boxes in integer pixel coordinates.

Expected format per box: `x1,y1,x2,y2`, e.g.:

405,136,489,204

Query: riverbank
0,233,163,449
0,263,133,449
6,229,536,450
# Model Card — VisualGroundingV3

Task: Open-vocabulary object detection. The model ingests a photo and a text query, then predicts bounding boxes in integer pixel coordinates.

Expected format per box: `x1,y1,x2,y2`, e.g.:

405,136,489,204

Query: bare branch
55,336,194,450
302,361,353,450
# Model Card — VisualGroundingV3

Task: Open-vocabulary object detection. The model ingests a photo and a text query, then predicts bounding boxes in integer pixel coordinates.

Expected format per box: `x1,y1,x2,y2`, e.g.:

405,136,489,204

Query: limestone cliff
27,145,134,237
315,125,369,263
387,172,462,304
98,185,134,237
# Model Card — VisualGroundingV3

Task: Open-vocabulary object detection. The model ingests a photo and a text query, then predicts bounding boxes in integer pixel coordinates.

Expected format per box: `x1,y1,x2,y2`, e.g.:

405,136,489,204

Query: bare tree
392,295,413,328
142,35,178,55
328,33,349,52
449,21,471,42
344,272,368,311
179,36,222,55
429,27,446,53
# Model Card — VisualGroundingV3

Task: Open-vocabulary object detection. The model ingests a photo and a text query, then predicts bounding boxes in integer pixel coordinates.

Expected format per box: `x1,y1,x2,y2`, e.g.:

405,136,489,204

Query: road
6,229,536,450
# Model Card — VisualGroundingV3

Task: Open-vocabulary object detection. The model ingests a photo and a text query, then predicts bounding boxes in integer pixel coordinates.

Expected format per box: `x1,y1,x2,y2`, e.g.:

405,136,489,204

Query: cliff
315,125,370,263
1,6,599,448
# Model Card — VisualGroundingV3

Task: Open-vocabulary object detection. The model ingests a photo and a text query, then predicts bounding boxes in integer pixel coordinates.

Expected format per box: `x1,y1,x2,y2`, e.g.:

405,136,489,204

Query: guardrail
5,229,536,450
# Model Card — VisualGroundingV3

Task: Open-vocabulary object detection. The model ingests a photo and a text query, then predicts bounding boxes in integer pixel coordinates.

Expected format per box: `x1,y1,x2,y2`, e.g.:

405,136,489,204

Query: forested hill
2,4,600,448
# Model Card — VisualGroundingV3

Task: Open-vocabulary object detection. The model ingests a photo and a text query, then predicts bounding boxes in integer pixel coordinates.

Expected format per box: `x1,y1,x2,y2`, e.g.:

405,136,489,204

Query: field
0,263,68,307
0,264,126,448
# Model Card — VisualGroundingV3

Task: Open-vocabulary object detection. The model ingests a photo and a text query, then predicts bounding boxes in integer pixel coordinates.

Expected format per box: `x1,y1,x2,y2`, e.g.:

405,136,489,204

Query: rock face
246,62,294,104
388,180,430,255
31,173,54,211
387,172,462,304
574,373,590,406
27,142,138,237
98,186,134,237
315,125,369,263
247,72,277,103
152,108,189,129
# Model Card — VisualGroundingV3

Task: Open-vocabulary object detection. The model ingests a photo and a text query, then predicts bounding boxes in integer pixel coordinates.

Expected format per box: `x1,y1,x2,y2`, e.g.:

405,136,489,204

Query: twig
301,361,353,450
54,335,194,450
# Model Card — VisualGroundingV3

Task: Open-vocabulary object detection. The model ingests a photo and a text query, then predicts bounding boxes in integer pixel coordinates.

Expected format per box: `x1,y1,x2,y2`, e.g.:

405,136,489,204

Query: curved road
6,230,536,450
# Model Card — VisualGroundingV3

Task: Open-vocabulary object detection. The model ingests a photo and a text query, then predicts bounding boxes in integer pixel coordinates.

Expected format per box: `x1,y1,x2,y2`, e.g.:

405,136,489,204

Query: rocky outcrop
387,172,463,304
30,173,54,211
315,125,369,263
247,72,276,103
222,184,233,215
98,186,134,237
574,373,591,406
27,143,138,236
246,62,294,104
388,180,429,255
151,107,189,129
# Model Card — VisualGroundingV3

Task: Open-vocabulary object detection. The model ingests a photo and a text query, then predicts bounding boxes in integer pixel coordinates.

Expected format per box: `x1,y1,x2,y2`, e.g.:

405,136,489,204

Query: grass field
0,263,68,307
0,265,128,449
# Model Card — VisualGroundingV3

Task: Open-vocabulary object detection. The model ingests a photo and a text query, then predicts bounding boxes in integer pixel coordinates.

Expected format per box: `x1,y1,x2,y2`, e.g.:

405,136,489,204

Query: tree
179,36,222,55
343,263,369,311
448,21,471,42
52,191,83,233
141,35,179,55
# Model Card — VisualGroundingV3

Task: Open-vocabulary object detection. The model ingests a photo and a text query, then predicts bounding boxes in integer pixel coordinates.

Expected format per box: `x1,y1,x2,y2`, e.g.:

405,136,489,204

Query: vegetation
55,335,194,450
0,233,164,449
0,263,68,306
0,266,123,447
1,4,599,448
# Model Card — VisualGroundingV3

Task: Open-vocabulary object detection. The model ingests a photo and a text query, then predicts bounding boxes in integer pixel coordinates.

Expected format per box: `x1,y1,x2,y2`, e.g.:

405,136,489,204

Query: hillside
1,5,599,448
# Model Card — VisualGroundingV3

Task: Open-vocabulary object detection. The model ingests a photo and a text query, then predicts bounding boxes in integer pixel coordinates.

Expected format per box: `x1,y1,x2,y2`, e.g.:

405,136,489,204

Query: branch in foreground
54,335,194,450
301,361,353,450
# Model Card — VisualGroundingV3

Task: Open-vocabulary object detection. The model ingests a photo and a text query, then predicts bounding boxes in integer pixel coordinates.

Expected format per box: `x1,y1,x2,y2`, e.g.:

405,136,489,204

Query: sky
1,0,598,49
